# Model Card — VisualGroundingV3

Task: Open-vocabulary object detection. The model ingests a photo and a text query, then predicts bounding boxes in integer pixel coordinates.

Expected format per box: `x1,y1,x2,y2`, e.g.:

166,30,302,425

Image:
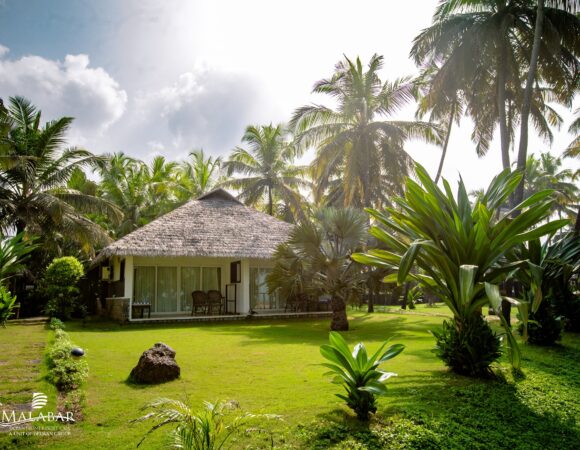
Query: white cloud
0,47,127,145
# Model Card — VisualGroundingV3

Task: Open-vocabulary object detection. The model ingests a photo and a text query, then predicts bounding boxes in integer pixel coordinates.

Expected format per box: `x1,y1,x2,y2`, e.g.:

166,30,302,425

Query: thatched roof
100,189,293,259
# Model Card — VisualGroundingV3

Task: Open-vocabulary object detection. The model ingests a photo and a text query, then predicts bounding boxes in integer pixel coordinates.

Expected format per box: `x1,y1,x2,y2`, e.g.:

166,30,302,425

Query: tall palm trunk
514,0,545,209
497,46,511,170
435,102,456,183
268,184,273,216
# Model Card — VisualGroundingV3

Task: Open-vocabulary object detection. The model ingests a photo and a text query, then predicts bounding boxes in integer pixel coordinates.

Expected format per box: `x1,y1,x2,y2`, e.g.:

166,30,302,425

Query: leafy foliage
320,331,404,421
431,315,501,377
41,256,85,320
0,285,17,327
134,399,279,449
353,164,567,373
0,232,36,284
268,207,368,330
46,329,88,392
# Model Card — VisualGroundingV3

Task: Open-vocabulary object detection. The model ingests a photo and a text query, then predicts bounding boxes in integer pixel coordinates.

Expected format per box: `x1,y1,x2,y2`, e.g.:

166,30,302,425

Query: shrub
523,300,562,346
431,315,501,377
48,317,66,330
320,331,404,421
0,285,18,327
41,256,85,320
46,329,88,392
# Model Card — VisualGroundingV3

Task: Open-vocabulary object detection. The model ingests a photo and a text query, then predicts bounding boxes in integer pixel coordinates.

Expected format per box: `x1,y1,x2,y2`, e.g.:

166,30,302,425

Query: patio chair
191,290,208,316
206,290,223,315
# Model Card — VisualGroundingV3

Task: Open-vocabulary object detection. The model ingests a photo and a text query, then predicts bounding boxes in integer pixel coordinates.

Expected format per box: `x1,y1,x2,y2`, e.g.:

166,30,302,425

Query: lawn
2,306,579,449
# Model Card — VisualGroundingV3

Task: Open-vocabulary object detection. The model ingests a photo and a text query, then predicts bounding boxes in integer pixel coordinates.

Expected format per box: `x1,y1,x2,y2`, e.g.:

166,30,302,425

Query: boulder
129,342,180,384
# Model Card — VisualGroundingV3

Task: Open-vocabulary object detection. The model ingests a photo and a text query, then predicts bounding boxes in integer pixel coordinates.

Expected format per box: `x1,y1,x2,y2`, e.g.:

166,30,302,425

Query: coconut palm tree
268,207,368,331
523,152,578,220
514,0,580,208
0,96,120,255
221,124,309,223
291,54,440,209
175,149,222,201
411,0,579,171
414,63,465,183
96,152,151,237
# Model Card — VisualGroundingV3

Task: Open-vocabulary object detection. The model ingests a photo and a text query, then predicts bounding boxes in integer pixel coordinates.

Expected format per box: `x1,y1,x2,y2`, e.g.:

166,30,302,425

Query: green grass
1,309,579,449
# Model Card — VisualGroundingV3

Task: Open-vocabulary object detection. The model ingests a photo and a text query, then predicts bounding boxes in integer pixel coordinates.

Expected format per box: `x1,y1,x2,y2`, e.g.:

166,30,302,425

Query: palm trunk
514,0,545,210
435,102,455,184
330,296,349,331
497,45,511,171
367,283,374,313
268,184,273,216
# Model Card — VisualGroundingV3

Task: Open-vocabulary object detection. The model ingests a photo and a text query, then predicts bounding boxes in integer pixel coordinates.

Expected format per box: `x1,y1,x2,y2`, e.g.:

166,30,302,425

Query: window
250,268,279,310
135,265,222,314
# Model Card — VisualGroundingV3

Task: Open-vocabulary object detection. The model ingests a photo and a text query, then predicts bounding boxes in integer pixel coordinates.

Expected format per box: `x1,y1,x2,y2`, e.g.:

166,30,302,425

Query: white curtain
250,268,277,309
134,267,155,304
202,267,221,291
157,267,177,312
181,267,201,312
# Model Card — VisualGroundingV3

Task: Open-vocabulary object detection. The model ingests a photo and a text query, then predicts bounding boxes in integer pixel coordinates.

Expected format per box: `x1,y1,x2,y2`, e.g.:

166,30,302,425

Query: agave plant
320,331,404,421
353,165,567,375
134,398,279,450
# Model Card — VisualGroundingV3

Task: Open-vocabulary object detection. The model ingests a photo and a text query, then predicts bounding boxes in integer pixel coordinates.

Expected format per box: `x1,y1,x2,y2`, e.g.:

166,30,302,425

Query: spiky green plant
353,165,567,374
320,331,404,421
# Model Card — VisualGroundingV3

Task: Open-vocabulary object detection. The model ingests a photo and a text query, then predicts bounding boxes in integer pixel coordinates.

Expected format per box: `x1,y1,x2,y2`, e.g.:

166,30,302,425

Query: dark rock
129,342,180,384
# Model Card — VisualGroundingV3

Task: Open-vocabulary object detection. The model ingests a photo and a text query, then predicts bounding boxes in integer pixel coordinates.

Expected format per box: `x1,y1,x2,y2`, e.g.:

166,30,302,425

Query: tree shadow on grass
297,369,580,449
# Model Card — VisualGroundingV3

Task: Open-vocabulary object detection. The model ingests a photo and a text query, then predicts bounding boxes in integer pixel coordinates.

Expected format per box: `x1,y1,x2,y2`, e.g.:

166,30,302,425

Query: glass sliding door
156,267,177,312
134,267,155,305
181,267,201,312
250,268,280,310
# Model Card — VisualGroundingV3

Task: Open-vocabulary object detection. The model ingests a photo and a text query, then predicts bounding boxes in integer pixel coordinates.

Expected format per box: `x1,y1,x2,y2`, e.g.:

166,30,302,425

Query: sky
0,0,577,192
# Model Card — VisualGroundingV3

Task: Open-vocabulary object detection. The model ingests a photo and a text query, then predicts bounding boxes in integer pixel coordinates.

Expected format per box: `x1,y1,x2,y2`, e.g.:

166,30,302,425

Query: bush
41,256,85,320
46,329,88,392
48,317,66,330
523,300,562,346
320,331,404,421
431,315,501,377
0,285,17,327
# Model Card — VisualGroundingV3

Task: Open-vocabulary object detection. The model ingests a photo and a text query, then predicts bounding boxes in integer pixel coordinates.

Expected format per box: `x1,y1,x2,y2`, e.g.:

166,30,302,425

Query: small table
132,303,151,318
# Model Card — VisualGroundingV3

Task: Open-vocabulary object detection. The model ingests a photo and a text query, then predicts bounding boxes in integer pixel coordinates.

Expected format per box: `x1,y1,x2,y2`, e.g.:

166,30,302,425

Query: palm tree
175,149,222,201
523,152,578,220
96,152,151,237
514,0,580,208
414,63,465,183
411,0,578,171
221,124,309,223
0,96,120,255
268,207,368,331
291,54,440,209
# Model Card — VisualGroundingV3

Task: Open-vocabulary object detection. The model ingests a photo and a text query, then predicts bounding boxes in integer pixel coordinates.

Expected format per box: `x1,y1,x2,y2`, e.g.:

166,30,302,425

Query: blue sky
0,0,577,191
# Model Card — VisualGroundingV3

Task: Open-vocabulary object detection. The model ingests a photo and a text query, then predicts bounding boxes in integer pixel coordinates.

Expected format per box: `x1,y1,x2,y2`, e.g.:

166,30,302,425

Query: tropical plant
414,62,465,183
268,207,368,331
0,96,121,255
411,1,579,171
353,165,567,375
406,285,422,310
221,124,309,223
134,398,278,449
320,331,404,421
513,0,580,208
291,54,440,209
523,152,578,220
0,285,17,327
176,149,222,201
46,328,88,391
96,152,153,237
40,256,85,320
0,232,36,284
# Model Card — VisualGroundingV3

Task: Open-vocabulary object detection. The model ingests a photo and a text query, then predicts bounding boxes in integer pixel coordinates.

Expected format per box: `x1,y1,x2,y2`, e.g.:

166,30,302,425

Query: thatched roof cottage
98,189,295,321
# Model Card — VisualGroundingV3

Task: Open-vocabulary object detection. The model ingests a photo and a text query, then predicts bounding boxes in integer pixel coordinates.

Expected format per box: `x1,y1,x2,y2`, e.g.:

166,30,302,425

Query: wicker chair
206,290,223,315
191,290,208,316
